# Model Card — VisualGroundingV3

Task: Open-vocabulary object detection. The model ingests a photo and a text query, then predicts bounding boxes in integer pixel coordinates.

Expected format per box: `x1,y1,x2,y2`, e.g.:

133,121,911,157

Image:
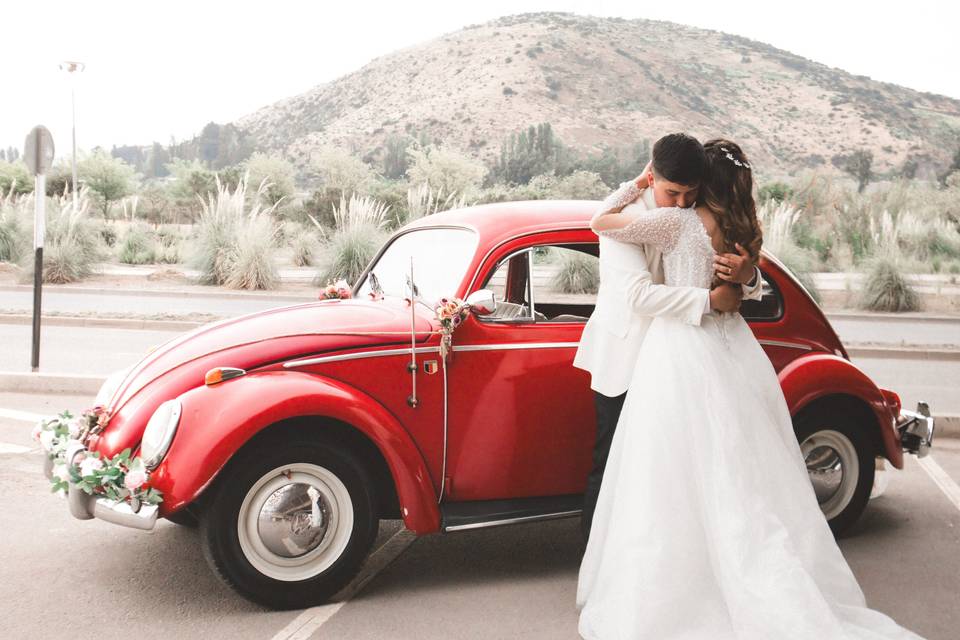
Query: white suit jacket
573,183,763,397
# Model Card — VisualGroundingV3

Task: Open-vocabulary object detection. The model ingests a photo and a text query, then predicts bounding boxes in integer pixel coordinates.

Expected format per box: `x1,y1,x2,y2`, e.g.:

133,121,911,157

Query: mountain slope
235,12,960,178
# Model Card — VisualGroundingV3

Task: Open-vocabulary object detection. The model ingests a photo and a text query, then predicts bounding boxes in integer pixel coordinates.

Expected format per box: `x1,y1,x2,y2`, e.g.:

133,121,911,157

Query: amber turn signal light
204,367,246,386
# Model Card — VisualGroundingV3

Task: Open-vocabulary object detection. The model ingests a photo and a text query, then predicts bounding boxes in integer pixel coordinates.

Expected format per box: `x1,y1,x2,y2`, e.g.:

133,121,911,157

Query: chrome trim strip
444,509,582,532
526,250,536,320
758,339,813,352
453,342,580,352
284,346,440,368
439,357,449,504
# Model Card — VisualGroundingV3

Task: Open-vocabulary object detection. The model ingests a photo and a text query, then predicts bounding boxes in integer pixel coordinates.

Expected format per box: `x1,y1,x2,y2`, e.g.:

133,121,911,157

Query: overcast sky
2,0,956,158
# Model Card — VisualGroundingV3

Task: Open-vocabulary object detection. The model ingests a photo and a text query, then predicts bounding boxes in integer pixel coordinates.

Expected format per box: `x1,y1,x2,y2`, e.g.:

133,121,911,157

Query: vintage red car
42,199,935,609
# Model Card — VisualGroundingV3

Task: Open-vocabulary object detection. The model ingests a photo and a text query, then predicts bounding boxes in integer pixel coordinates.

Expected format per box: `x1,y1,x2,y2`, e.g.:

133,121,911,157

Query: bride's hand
633,162,652,189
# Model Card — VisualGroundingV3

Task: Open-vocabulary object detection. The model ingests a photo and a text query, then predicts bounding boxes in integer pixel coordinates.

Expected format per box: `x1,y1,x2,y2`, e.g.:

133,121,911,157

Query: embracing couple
571,134,925,639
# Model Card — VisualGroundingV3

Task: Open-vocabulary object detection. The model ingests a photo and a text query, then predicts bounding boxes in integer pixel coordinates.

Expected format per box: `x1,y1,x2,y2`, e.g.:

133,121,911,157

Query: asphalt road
1,391,958,640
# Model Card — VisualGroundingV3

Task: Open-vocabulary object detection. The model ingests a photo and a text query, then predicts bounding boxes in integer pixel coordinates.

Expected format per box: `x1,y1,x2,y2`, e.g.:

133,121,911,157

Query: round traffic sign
23,125,55,176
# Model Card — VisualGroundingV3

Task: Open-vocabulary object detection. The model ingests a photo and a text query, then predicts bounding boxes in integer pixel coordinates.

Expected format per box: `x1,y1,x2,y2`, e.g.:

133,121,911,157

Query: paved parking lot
1,390,958,640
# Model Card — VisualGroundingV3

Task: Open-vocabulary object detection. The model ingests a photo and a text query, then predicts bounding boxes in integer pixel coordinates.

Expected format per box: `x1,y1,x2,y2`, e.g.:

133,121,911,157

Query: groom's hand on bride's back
709,283,742,313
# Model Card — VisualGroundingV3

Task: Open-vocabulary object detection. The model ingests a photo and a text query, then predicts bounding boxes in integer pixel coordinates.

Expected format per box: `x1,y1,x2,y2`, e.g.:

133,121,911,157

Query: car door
442,231,598,502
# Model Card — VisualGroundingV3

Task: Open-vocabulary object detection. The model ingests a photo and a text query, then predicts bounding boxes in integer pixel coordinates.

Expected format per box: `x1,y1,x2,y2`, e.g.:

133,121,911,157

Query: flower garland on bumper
34,408,163,508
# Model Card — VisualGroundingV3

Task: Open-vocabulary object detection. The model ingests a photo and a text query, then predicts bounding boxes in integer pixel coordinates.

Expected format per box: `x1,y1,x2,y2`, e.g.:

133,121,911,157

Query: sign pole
31,172,45,372
23,125,54,373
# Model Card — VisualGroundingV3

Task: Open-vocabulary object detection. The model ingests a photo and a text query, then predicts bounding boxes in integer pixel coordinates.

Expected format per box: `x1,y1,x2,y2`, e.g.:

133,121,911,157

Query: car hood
107,297,434,414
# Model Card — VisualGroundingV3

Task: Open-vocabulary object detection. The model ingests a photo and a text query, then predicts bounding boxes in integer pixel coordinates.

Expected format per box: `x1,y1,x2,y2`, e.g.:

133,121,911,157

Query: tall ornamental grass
552,250,599,294
314,194,389,286
757,201,822,303
191,174,280,290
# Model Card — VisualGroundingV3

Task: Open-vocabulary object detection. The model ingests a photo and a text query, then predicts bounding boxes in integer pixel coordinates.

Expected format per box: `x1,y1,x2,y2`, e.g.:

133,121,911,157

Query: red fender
778,353,902,469
148,370,440,534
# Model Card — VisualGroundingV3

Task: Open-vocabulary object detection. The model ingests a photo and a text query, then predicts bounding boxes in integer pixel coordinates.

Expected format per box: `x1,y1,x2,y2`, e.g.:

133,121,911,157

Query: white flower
53,464,70,482
79,456,103,478
38,429,56,452
31,422,43,442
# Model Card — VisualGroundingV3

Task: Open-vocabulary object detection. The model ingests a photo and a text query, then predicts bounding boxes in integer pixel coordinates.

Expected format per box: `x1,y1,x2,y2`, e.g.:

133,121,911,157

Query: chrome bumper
898,401,935,458
42,444,158,531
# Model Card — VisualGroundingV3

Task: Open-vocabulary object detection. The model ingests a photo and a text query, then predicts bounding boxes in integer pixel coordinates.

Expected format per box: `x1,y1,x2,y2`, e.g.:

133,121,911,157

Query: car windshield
356,227,479,303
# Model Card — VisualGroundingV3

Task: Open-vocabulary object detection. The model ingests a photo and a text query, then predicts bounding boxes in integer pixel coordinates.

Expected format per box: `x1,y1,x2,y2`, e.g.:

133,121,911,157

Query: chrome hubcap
238,463,353,581
800,429,859,521
257,483,332,558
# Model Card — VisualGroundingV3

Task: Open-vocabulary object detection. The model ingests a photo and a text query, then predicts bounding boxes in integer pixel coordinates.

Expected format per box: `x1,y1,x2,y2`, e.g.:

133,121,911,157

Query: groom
573,133,763,543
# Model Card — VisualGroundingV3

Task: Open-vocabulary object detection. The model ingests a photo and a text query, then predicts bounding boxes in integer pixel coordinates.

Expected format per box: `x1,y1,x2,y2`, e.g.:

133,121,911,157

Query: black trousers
581,389,628,542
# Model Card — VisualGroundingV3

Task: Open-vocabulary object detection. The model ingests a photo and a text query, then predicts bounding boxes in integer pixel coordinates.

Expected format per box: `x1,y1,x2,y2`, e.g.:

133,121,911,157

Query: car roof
402,199,598,247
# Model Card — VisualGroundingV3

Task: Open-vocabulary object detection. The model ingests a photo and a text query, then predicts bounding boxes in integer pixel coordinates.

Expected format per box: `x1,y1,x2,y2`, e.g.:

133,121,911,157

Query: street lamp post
59,61,85,211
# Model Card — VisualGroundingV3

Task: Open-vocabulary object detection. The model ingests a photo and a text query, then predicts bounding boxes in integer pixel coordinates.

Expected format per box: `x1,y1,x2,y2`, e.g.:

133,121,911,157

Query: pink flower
124,469,148,491
31,422,43,442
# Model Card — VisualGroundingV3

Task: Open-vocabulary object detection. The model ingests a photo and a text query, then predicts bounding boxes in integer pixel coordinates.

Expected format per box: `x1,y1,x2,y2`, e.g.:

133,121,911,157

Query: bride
575,139,926,639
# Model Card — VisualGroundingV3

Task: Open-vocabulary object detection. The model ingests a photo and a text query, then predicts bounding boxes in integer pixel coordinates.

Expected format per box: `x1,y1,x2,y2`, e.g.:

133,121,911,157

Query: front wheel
199,438,378,609
795,412,875,537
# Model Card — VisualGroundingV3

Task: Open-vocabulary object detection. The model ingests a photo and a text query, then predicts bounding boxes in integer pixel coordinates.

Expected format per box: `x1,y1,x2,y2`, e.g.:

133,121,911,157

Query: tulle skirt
576,312,925,639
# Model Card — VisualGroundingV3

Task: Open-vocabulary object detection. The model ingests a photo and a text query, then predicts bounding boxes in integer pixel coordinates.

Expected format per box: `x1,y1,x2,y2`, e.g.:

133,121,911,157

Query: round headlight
141,400,181,470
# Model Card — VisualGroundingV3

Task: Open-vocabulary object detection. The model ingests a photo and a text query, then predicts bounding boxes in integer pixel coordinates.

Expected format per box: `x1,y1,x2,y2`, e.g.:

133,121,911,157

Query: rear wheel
199,438,378,609
795,412,875,537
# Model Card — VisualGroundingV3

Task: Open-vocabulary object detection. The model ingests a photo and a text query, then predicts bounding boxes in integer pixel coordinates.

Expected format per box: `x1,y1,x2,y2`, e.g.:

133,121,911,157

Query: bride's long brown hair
699,139,763,260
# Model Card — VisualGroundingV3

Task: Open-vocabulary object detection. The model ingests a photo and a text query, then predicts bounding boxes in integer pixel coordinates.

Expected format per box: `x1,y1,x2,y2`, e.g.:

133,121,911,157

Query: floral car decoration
34,198,935,611
34,408,162,507
319,279,353,300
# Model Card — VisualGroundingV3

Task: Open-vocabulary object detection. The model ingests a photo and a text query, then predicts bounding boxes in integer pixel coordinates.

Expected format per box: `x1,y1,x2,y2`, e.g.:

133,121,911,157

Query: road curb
0,284,314,303
0,372,106,395
846,346,960,361
826,311,960,323
0,314,205,331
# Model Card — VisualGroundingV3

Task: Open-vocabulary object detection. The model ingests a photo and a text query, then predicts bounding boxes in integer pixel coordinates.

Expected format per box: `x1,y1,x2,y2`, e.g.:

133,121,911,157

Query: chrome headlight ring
141,400,182,470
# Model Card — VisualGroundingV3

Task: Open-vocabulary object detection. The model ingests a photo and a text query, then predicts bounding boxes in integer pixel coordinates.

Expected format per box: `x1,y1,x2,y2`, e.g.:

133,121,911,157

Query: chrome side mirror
465,289,497,315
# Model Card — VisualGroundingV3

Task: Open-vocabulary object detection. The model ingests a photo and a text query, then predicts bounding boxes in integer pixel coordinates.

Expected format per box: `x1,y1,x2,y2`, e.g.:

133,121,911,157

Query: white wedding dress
576,206,925,640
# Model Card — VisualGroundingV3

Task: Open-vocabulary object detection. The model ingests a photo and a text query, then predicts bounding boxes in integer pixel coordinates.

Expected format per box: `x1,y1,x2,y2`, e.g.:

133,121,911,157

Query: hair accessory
719,147,751,169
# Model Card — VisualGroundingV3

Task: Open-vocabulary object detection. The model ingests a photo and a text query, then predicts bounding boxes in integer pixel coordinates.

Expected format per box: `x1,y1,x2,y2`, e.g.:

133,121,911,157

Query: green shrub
291,229,318,267
552,251,599,294
858,258,920,312
118,223,157,264
0,190,28,262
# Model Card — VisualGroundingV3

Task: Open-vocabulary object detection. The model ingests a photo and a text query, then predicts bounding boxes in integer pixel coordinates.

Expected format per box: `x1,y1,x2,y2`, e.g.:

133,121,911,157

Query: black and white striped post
23,125,55,372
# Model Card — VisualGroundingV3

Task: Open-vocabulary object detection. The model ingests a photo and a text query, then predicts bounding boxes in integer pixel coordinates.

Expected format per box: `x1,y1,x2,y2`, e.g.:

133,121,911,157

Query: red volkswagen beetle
41,199,935,609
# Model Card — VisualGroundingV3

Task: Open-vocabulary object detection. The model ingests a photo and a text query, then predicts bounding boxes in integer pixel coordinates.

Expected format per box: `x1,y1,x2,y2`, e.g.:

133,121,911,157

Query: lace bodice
597,204,716,289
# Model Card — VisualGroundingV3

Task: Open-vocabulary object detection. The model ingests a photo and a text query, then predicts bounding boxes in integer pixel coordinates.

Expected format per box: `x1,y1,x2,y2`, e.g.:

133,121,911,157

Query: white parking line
0,408,46,423
0,443,31,454
269,527,417,640
917,455,960,513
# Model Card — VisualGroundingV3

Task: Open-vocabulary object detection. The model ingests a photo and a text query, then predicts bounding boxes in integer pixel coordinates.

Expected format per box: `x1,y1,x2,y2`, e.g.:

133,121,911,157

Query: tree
79,150,138,217
383,134,413,179
841,149,873,193
406,143,487,197
311,146,375,195
243,153,296,207
0,160,33,195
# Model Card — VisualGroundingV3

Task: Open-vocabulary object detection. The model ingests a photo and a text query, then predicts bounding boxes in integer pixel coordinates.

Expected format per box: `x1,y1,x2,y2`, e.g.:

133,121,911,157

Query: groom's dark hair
652,133,706,186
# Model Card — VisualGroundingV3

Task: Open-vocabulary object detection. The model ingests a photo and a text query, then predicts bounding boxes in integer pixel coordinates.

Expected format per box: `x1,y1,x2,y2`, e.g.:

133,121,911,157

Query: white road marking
0,442,31,454
0,408,46,423
917,455,960,513
269,527,417,640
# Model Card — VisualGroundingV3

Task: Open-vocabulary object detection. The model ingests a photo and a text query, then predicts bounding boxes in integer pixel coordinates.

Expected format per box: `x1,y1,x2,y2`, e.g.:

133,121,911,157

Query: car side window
478,243,599,324
740,269,784,321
